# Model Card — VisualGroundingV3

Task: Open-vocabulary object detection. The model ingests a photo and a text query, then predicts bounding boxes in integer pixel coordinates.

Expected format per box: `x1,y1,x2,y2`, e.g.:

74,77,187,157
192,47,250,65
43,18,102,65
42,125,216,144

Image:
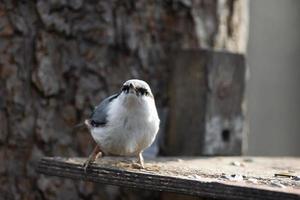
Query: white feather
90,89,160,156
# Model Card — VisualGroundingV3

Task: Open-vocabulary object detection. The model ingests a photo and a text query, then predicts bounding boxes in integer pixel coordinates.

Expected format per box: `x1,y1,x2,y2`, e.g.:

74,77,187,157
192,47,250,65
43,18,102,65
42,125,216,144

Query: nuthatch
83,79,160,170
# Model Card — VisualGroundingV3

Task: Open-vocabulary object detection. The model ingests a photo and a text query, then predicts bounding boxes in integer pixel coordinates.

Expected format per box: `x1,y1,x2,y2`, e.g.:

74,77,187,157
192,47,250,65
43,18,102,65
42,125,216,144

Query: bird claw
133,153,145,169
132,160,145,169
83,159,93,173
132,162,144,169
83,145,102,173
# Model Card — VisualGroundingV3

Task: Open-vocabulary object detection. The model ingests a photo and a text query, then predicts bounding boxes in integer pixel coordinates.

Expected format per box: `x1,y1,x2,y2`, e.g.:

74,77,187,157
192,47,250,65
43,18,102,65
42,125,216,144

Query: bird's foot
83,157,93,173
132,152,145,169
83,145,102,173
132,162,144,169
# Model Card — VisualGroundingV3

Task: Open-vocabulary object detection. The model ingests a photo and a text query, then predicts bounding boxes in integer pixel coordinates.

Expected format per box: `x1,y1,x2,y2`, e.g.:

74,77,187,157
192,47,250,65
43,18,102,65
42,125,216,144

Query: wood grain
37,156,300,200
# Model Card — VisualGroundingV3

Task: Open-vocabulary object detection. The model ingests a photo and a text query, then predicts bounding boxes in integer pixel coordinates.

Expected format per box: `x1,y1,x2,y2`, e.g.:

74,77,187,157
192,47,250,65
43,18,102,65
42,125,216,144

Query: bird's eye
121,85,129,92
137,88,148,96
91,120,100,127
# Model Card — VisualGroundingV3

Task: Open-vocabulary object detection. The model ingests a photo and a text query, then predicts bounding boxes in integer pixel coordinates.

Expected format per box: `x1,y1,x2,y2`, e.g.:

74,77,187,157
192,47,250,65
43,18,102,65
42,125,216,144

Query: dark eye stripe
121,85,129,92
137,87,148,96
91,120,102,127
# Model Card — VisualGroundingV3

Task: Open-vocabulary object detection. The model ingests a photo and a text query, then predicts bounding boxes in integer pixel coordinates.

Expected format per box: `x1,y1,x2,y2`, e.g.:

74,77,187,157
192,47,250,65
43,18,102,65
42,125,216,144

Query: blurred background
247,0,300,156
0,0,299,199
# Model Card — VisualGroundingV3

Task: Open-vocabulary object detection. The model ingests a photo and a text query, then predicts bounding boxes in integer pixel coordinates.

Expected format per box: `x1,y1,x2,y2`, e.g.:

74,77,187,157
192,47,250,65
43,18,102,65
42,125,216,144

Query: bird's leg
138,152,144,168
132,152,144,169
95,151,103,159
83,145,102,173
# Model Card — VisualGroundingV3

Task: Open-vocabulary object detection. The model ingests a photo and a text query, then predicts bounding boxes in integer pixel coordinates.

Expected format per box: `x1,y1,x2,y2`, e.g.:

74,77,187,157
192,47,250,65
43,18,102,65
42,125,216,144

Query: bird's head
120,79,153,99
119,79,155,108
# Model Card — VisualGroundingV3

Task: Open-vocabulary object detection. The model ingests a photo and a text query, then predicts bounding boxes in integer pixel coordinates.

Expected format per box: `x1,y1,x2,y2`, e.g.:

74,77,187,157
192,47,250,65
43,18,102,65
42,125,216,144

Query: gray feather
89,93,119,126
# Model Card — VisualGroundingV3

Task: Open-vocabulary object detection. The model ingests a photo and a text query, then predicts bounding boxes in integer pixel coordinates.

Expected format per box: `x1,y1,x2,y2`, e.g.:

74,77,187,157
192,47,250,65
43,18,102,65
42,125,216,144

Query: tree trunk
0,0,248,199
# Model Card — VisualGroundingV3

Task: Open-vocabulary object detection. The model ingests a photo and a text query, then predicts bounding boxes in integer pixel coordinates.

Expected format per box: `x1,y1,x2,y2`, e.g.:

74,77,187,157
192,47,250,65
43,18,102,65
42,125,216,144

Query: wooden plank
165,50,207,156
164,49,246,156
36,156,300,200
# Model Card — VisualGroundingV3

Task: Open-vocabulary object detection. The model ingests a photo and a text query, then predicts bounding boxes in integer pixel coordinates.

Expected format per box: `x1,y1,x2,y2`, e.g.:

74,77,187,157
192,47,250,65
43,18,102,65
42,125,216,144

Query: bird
83,79,160,171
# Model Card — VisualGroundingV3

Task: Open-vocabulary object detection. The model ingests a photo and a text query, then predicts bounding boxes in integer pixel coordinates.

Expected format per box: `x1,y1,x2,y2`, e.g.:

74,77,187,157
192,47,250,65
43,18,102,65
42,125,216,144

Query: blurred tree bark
0,0,248,199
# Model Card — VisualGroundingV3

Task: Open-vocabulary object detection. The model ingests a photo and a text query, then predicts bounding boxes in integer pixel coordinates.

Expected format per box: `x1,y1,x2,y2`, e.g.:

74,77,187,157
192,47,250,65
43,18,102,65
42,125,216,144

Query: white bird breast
90,93,160,156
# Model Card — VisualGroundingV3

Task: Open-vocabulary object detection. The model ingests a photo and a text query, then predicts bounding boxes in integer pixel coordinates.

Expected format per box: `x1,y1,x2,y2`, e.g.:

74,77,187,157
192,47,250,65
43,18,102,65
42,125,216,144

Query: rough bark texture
0,0,248,199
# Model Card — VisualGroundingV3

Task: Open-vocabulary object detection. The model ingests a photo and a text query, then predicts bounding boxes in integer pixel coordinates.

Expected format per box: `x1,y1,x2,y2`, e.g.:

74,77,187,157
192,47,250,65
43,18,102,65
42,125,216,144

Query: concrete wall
247,0,300,155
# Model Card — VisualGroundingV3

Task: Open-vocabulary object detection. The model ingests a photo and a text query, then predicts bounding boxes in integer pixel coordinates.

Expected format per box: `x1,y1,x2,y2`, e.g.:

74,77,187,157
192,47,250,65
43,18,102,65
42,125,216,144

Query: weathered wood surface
37,156,300,200
165,50,245,156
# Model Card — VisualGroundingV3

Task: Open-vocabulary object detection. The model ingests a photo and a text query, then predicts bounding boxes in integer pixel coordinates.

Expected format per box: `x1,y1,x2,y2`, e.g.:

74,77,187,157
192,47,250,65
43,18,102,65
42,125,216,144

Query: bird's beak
128,83,136,94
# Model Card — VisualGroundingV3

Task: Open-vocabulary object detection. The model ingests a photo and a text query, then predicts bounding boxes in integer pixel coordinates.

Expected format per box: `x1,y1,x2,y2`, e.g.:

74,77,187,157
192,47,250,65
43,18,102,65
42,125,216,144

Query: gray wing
89,93,119,127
